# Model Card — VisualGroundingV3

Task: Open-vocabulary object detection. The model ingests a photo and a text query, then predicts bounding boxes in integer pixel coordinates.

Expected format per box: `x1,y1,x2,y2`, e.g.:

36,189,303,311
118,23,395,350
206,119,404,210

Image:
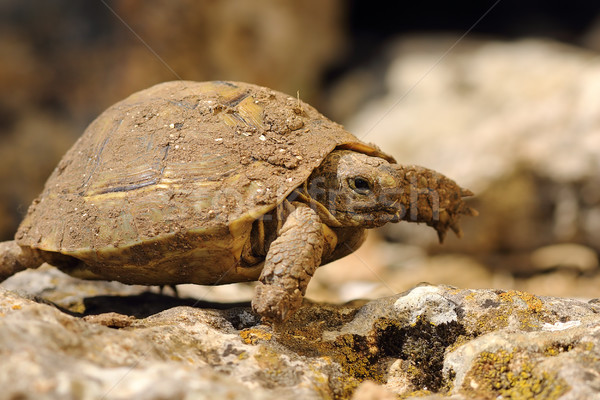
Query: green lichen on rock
332,333,384,383
467,290,553,335
461,349,570,399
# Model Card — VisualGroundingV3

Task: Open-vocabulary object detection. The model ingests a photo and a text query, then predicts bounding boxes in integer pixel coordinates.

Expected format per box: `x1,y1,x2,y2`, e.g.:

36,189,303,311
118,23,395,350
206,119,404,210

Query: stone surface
530,243,599,272
2,268,600,399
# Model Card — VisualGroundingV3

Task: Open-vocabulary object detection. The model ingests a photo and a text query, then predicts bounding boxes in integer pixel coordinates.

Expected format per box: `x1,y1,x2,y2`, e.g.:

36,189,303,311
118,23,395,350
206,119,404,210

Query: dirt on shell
16,81,375,255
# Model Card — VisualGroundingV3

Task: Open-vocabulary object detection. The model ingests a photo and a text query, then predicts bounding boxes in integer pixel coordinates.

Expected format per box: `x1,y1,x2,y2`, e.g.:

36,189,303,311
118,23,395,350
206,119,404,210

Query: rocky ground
2,267,600,400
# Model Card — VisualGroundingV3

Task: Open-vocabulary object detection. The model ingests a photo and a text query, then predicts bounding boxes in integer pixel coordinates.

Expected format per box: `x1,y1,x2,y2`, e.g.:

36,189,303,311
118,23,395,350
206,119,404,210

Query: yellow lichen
253,346,285,374
332,334,383,383
464,291,478,302
398,389,433,399
240,328,273,345
470,290,553,335
543,343,572,357
462,349,570,400
499,290,544,313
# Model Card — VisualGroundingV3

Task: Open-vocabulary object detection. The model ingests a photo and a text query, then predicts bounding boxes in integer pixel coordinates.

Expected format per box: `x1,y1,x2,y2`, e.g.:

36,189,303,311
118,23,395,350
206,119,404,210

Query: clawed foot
252,283,303,323
434,187,479,243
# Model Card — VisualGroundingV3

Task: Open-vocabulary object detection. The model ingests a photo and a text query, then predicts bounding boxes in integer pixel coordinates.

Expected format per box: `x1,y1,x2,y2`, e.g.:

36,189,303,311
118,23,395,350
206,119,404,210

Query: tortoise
0,81,476,322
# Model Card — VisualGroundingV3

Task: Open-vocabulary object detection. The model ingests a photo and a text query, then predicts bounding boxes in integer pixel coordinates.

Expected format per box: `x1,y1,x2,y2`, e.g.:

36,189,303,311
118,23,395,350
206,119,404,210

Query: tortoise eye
348,177,372,195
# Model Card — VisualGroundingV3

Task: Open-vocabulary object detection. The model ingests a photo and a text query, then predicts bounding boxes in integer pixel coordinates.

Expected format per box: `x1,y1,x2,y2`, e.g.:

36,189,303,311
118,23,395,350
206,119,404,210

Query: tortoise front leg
252,205,324,323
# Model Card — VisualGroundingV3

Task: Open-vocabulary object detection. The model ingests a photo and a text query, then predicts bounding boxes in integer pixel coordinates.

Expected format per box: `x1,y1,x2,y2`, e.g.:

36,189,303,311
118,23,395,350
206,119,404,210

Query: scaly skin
393,165,478,242
252,206,325,322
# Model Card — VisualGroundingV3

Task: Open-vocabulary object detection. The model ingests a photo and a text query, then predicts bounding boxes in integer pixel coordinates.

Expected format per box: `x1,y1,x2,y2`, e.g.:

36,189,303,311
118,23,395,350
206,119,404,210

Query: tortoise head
306,150,477,240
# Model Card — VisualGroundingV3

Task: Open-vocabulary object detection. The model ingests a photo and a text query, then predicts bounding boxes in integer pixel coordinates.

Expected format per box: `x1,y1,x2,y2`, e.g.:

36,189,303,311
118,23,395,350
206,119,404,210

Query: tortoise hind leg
0,241,43,282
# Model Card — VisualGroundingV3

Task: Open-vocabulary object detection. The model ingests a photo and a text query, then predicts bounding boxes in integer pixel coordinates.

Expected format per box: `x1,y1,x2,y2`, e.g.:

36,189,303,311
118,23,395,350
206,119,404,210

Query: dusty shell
16,81,393,285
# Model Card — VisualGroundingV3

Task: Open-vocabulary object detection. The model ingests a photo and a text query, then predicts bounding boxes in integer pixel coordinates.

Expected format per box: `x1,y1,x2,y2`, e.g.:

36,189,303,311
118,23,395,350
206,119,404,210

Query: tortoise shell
16,81,394,285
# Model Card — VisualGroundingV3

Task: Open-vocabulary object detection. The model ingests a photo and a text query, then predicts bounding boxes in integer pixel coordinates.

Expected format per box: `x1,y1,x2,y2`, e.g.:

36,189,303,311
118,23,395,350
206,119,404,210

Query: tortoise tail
0,241,43,282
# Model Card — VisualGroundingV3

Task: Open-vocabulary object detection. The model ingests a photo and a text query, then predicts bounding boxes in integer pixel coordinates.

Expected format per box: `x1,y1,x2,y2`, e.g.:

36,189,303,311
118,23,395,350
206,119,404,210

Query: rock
2,269,600,399
394,285,458,325
351,381,397,400
530,243,599,272
0,286,327,400
445,325,600,400
516,269,600,300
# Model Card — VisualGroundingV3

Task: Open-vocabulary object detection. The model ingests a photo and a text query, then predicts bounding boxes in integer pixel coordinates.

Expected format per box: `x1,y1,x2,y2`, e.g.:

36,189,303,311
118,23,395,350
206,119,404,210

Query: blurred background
2,0,600,302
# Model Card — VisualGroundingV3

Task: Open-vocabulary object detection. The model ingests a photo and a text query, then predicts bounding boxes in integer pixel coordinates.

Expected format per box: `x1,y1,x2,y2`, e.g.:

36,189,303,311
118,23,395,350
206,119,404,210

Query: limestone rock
2,268,600,399
530,243,599,272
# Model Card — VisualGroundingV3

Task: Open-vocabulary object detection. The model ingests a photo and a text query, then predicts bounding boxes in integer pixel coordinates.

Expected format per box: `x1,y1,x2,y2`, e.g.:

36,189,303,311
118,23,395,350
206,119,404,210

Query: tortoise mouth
339,206,403,224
